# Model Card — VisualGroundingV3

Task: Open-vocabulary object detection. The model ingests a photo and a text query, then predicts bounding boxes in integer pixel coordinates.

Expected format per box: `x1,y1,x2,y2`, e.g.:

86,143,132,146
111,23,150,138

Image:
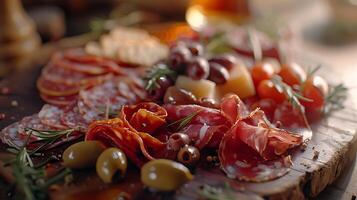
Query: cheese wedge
175,76,216,99
216,63,255,99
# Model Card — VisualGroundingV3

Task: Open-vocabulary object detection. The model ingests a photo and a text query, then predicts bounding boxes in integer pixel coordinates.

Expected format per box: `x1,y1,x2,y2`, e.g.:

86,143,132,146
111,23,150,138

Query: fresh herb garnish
5,133,73,200
247,28,262,62
167,111,200,131
271,75,312,128
25,128,74,140
205,32,234,55
20,128,77,154
145,63,176,92
324,83,348,114
97,105,119,119
306,65,322,80
198,182,235,200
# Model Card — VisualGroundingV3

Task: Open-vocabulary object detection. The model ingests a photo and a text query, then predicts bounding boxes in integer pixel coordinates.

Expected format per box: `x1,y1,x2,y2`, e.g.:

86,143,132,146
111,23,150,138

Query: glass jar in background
186,0,251,30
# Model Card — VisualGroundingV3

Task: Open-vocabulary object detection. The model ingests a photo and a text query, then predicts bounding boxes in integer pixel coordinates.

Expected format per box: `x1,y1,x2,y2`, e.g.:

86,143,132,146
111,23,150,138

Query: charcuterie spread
0,26,347,199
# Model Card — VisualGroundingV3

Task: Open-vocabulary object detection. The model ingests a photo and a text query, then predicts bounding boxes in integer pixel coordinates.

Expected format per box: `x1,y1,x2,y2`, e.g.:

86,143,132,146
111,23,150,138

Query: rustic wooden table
285,1,357,199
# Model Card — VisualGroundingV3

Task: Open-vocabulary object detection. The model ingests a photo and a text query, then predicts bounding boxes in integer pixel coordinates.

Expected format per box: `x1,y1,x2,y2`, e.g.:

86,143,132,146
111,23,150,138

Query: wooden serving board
0,47,357,200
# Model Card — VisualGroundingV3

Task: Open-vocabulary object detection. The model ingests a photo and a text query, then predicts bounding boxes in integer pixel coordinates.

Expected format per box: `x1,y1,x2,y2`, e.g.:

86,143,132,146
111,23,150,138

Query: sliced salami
38,104,69,129
41,63,94,85
77,99,103,123
60,104,90,129
37,76,81,96
79,78,130,113
40,93,78,106
1,114,52,147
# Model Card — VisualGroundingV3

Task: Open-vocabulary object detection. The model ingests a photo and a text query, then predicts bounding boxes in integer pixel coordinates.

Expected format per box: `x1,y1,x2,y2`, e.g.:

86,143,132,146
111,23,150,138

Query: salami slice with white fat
60,104,89,129
1,114,52,147
78,77,146,116
40,93,78,106
38,104,69,129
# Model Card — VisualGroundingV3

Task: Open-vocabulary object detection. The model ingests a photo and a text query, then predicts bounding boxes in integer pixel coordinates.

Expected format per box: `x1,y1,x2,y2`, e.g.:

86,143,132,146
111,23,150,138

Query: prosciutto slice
164,104,230,149
218,95,303,182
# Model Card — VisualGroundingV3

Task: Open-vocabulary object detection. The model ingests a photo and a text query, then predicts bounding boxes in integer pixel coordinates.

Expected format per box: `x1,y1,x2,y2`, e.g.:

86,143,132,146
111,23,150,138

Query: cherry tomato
257,80,286,103
301,75,328,110
250,98,277,121
251,62,275,86
279,62,306,86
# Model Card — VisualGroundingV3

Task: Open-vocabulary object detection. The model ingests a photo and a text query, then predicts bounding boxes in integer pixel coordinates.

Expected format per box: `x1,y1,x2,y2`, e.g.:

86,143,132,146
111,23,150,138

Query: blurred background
1,0,357,199
1,0,357,74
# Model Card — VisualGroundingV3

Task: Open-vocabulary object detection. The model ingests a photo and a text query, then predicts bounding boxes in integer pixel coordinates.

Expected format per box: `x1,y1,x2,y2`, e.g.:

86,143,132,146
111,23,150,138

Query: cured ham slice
164,104,230,149
218,95,303,182
219,134,292,182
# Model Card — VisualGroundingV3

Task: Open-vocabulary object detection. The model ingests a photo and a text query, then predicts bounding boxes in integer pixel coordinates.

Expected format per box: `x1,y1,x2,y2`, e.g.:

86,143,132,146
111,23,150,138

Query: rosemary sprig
25,128,74,140
5,133,73,200
144,63,176,92
306,65,322,80
205,32,234,55
167,111,200,131
323,83,348,114
271,75,311,128
97,105,119,119
247,27,262,62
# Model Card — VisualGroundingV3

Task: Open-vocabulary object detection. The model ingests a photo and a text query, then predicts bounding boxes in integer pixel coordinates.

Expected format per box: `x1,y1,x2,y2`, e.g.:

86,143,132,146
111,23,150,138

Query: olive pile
148,39,239,101
62,141,128,184
169,39,237,83
62,141,194,191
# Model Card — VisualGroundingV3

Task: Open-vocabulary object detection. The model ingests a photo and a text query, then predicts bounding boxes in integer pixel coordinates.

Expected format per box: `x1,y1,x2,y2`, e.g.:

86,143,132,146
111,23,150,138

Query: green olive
177,145,200,167
96,148,127,183
63,141,105,169
141,159,193,191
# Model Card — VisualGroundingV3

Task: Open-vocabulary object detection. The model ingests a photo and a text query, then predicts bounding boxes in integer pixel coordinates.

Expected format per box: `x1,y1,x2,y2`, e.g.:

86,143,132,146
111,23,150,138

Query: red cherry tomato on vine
251,62,275,86
257,80,286,103
279,62,306,86
301,75,328,110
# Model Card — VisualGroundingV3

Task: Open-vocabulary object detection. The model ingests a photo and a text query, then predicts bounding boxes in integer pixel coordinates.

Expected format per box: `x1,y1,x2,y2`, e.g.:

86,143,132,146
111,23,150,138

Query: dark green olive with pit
63,141,105,169
177,145,200,167
141,159,193,191
96,147,127,183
